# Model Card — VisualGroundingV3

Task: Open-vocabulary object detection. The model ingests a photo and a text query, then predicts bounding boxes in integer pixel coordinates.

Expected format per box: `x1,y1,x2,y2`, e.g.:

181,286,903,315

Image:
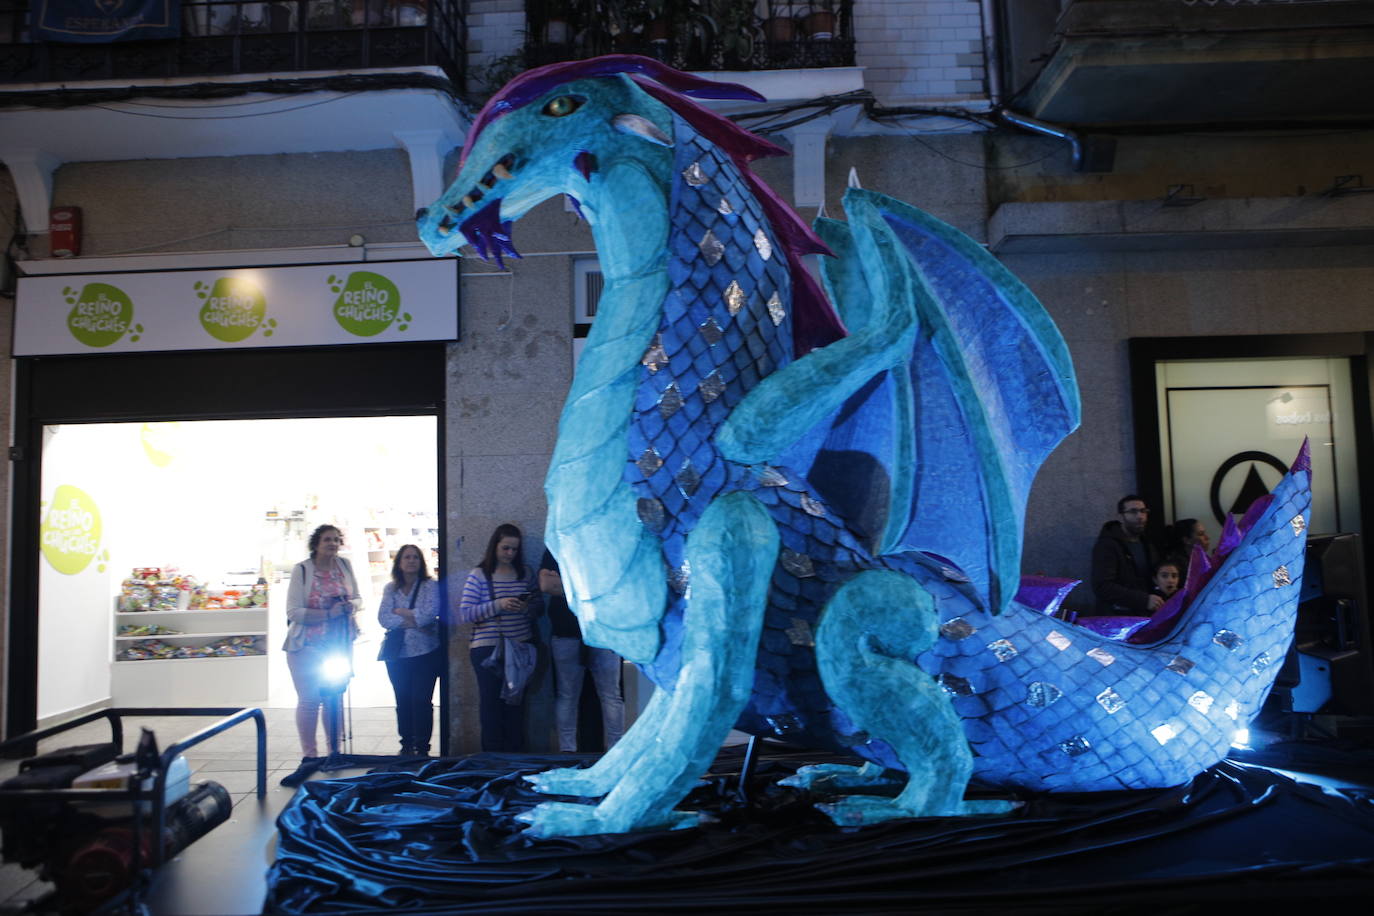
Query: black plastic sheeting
264,745,1374,914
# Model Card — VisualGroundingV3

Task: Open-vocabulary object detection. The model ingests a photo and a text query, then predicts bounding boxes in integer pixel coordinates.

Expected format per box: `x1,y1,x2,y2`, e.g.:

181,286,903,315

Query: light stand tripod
318,601,356,771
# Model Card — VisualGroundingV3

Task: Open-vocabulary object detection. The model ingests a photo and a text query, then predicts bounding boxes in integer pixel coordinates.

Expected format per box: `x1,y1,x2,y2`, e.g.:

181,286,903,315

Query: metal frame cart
0,707,267,914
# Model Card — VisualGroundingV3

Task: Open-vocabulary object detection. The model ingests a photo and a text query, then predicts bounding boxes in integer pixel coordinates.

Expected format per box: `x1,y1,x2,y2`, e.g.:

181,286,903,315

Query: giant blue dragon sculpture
417,56,1311,837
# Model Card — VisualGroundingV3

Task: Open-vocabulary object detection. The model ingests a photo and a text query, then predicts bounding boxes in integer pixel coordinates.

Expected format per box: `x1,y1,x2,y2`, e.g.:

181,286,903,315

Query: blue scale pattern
622,113,1311,795
630,117,793,688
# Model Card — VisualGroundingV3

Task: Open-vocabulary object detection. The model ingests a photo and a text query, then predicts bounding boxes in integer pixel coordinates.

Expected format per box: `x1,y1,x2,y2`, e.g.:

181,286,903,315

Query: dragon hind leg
796,570,1016,825
519,491,779,836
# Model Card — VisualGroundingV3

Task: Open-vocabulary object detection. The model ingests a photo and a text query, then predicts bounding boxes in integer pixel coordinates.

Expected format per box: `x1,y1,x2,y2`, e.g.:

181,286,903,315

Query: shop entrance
36,416,438,720
8,343,448,741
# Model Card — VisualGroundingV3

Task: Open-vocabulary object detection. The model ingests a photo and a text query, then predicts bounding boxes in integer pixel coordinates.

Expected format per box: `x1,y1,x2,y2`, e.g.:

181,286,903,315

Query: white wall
37,425,118,720
37,417,439,718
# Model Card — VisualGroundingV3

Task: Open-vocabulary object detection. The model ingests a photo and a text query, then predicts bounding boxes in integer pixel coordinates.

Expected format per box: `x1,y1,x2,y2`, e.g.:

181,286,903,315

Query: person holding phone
456,523,539,752
282,524,361,783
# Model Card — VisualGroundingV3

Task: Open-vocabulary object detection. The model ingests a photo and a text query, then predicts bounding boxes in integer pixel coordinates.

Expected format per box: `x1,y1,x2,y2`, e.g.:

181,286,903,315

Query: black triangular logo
1227,463,1271,515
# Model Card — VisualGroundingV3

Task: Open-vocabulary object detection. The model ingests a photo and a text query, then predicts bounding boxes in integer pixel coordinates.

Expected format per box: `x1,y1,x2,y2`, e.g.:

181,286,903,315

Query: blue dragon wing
815,189,1080,614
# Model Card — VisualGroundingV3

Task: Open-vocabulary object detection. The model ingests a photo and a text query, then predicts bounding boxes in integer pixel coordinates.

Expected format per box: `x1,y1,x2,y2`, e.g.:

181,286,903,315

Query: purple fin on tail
1215,513,1242,562
1293,437,1311,473
1237,494,1276,540
1015,576,1081,617
1126,439,1311,646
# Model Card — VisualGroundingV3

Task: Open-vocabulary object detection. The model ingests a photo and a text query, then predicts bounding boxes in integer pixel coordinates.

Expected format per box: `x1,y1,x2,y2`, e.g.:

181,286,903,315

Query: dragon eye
542,95,585,118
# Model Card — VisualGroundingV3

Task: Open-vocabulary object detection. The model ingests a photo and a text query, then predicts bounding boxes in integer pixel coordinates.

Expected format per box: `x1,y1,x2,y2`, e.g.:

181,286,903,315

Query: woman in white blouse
377,544,443,756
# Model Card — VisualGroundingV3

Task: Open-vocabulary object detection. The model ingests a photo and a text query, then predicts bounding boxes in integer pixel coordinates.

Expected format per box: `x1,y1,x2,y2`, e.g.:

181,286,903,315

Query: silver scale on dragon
937,616,1235,756
643,156,797,597
961,511,1306,754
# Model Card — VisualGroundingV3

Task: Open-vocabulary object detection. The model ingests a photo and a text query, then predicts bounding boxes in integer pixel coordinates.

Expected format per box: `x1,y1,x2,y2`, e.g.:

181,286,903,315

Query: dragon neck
544,152,672,540
546,114,794,599
623,120,796,536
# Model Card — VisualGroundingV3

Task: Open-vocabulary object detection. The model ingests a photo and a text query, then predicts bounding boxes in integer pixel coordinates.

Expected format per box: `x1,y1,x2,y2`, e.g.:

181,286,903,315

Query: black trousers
385,648,444,751
470,645,524,752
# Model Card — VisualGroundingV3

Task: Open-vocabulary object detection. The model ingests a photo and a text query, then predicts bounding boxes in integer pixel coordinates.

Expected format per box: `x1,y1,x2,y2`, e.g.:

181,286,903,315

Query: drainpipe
997,108,1084,171
982,0,1089,171
979,0,1003,108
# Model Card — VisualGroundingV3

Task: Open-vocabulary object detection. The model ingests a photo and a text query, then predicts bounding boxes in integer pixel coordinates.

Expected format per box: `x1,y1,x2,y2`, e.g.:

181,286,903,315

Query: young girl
1151,559,1183,602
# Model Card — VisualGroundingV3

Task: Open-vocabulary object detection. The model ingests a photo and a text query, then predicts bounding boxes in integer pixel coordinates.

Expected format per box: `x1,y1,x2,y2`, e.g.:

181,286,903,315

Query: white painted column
394,128,465,215
785,123,831,211
0,147,62,237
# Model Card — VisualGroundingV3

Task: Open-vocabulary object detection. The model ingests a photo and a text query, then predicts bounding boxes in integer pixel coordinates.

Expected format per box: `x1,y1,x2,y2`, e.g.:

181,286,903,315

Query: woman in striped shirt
456,522,538,751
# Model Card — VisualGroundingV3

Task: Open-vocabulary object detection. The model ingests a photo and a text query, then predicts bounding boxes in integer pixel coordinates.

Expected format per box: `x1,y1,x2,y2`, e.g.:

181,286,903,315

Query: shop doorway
8,343,448,741
36,416,438,721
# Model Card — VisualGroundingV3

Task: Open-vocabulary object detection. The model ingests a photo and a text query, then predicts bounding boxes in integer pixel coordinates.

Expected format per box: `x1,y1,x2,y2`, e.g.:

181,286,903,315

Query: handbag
378,579,423,661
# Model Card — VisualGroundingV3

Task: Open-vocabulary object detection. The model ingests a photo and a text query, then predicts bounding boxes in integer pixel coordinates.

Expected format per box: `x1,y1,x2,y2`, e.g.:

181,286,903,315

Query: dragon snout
419,151,523,267
418,152,524,265
444,153,517,222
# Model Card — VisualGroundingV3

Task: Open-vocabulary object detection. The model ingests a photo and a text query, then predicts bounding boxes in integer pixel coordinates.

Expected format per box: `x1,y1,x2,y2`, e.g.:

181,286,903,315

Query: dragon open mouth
434,153,522,267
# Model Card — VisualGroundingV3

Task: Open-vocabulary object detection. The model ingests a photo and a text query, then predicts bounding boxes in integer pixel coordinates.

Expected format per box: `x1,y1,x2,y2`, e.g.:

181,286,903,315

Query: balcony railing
520,1,854,73
0,0,465,87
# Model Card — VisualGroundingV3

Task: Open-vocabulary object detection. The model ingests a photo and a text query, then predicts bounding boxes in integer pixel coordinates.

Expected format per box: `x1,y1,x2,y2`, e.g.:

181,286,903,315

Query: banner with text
15,260,459,356
34,0,180,43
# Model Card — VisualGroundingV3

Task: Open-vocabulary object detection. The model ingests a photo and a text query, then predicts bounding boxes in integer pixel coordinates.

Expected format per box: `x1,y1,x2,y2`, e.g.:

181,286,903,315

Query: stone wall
854,0,988,103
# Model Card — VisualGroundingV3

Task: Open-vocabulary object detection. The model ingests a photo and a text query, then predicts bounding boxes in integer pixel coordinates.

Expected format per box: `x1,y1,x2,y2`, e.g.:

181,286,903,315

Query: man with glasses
1091,495,1164,614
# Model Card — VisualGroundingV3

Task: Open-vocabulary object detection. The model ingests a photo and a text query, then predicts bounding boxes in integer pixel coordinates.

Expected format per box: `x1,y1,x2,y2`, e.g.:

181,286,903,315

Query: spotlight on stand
320,653,353,689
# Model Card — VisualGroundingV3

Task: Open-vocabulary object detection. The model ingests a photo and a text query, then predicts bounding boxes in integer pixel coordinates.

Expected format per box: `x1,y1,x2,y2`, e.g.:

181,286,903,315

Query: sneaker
279,756,322,788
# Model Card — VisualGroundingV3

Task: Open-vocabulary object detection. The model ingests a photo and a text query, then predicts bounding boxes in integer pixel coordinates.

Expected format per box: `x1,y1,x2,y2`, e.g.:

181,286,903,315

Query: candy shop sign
40,485,102,575
13,260,458,355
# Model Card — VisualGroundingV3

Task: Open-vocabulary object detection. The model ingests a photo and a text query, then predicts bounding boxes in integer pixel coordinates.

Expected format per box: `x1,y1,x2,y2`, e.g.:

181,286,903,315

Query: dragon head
417,55,769,267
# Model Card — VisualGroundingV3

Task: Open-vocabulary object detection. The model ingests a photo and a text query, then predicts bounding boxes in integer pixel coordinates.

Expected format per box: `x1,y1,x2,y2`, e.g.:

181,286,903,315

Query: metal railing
0,0,465,87
520,0,854,72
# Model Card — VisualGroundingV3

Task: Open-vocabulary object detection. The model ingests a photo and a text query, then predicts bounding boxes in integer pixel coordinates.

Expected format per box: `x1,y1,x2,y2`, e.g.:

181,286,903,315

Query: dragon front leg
793,570,1018,826
524,683,670,798
519,491,778,836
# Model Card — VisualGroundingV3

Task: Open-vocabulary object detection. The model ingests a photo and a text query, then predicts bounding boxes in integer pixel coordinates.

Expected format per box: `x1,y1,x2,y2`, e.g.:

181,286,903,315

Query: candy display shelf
110,606,269,705
358,515,439,589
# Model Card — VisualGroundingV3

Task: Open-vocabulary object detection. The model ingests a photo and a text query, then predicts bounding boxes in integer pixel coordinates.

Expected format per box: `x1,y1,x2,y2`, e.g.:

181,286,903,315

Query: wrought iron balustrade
0,0,465,87
520,1,854,72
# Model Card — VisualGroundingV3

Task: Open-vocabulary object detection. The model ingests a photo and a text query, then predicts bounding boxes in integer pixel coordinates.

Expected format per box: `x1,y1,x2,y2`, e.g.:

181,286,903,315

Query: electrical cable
0,72,459,112
89,92,365,120
87,218,416,256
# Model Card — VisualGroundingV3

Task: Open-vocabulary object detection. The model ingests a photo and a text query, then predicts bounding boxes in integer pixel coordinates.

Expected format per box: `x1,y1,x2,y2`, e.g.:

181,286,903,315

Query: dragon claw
524,766,610,797
518,801,707,837
780,762,896,793
815,795,1019,827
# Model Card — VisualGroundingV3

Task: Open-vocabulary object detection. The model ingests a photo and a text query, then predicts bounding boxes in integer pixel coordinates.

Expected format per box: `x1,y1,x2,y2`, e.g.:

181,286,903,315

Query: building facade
2,0,1371,748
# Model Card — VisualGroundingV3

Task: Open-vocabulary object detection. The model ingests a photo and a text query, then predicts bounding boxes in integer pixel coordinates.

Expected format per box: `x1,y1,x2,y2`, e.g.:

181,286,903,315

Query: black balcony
519,1,854,73
0,0,466,88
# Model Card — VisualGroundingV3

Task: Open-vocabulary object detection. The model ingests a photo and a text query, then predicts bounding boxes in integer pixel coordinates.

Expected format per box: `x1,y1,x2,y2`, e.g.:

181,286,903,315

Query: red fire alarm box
50,206,82,258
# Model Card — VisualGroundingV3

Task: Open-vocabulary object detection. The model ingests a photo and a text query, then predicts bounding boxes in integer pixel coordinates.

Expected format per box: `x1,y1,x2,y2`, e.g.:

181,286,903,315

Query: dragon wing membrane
815,189,1081,614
